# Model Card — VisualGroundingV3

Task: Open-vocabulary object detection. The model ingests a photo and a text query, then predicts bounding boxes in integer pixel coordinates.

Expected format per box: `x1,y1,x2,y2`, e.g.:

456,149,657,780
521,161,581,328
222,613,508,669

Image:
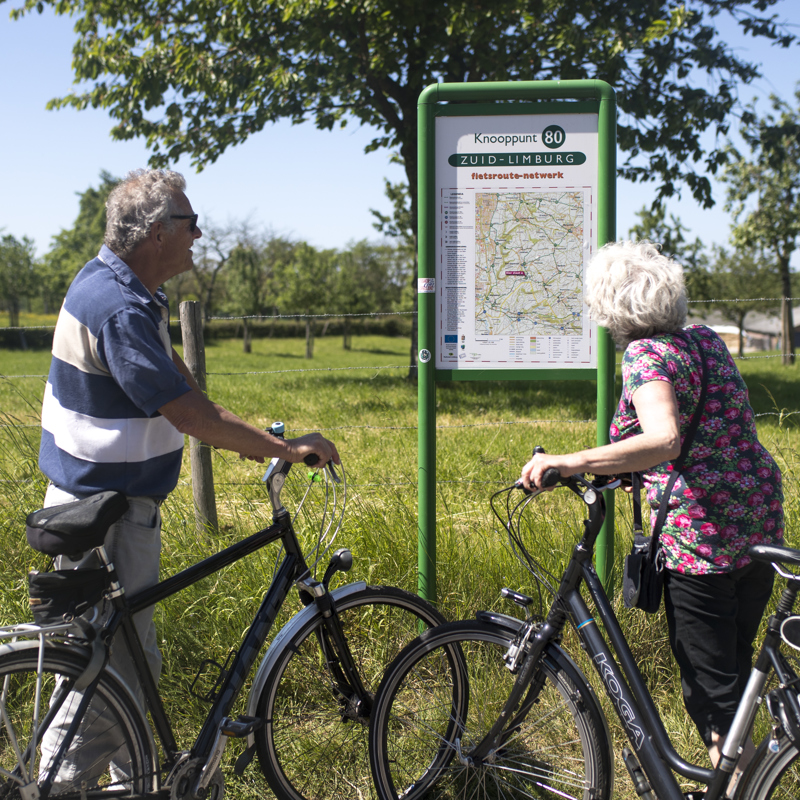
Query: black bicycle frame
479,483,747,800
60,508,323,777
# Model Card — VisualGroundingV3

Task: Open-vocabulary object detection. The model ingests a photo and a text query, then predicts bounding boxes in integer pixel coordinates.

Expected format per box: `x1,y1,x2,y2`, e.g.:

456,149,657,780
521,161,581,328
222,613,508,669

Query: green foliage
0,234,37,330
39,171,118,314
224,231,296,351
722,87,800,363
334,239,411,349
371,180,415,253
7,0,796,215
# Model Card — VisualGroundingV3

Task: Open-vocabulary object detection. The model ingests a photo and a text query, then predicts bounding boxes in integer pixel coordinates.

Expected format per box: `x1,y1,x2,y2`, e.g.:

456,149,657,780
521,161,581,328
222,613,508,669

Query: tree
334,239,408,350
13,0,794,369
706,245,781,357
0,234,37,344
721,89,800,365
11,0,794,212
40,171,118,313
224,232,295,352
190,221,241,321
371,180,418,375
278,243,336,359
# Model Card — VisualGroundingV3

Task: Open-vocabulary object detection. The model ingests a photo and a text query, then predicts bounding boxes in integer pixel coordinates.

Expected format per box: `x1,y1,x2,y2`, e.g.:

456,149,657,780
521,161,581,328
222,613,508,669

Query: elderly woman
520,240,783,770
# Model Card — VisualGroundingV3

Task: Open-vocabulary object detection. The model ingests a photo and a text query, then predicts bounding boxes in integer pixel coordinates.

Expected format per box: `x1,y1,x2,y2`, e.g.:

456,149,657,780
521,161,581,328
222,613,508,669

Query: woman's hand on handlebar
519,451,570,492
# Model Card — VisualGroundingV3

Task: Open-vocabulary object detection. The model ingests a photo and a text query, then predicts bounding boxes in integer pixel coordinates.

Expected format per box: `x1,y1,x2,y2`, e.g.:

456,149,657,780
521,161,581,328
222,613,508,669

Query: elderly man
38,168,338,788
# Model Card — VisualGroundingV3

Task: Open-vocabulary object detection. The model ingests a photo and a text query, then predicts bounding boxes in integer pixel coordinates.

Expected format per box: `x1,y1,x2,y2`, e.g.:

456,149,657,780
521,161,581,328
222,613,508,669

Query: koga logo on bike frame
594,652,645,749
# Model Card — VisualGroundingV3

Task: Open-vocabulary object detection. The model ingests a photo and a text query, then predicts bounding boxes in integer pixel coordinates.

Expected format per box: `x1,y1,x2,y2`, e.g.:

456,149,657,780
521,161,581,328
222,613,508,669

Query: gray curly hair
105,169,187,258
585,240,688,346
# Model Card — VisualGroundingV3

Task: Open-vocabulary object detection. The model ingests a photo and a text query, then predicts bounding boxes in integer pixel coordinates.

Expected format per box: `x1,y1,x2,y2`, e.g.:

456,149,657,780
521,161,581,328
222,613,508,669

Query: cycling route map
474,191,585,337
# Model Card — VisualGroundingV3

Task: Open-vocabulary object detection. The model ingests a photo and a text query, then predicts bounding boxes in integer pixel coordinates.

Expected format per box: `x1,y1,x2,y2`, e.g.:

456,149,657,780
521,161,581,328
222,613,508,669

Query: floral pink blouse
610,325,783,575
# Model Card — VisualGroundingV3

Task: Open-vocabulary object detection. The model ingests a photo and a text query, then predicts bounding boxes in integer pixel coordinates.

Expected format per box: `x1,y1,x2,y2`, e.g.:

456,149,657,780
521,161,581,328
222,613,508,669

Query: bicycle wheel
0,642,157,798
369,619,612,800
255,585,446,800
739,735,800,800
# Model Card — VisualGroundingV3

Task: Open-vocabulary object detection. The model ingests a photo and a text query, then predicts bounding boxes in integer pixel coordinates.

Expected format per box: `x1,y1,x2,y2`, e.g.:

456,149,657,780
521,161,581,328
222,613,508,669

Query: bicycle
368,457,800,800
0,422,446,800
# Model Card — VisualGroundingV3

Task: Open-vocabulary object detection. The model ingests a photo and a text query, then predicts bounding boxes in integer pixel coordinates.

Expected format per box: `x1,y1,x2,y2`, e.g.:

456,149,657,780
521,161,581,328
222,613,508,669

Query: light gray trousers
39,484,162,789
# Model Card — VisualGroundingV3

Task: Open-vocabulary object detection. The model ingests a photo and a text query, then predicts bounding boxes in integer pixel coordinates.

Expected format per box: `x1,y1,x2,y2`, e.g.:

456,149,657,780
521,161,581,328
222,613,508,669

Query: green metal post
417,91,437,605
595,85,617,588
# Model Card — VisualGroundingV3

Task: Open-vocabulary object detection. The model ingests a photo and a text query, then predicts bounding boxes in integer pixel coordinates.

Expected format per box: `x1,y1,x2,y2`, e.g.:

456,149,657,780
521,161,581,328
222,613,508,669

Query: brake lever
325,461,342,485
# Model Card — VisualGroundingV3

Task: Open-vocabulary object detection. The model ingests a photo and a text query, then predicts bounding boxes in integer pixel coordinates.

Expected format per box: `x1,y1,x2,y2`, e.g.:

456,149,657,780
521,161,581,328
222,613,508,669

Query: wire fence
2,297,799,459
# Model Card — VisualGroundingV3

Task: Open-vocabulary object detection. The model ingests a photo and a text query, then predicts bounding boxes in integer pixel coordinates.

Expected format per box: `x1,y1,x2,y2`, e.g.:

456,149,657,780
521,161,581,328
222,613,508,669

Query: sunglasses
170,213,199,233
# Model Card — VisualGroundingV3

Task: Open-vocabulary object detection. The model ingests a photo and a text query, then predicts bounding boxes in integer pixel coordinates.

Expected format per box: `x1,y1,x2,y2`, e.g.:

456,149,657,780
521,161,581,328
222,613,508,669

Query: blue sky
1,3,798,258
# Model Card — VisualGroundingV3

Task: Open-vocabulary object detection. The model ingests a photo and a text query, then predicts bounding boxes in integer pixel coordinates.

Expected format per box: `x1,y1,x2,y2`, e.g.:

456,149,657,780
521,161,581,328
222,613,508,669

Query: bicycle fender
240,581,368,754
475,610,526,635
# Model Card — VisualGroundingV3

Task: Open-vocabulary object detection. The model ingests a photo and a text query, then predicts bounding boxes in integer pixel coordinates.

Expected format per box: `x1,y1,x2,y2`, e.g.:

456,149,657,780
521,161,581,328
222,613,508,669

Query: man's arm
163,348,339,465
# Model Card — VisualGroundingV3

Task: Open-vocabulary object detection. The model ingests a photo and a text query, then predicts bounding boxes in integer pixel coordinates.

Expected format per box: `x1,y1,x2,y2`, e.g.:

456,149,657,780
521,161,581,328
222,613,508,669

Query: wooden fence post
179,301,218,534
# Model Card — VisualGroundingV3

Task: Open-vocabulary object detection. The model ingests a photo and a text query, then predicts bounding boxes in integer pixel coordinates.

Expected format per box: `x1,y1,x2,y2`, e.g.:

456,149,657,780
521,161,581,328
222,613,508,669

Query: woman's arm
519,379,681,490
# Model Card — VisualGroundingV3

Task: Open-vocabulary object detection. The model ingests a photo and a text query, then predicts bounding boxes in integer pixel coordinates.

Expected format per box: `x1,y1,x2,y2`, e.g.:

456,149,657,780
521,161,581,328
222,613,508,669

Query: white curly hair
105,169,187,258
585,240,688,346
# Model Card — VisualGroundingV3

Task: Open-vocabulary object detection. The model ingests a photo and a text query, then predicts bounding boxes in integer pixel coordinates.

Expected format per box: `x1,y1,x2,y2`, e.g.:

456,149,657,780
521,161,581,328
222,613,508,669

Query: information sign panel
435,113,598,369
416,80,617,605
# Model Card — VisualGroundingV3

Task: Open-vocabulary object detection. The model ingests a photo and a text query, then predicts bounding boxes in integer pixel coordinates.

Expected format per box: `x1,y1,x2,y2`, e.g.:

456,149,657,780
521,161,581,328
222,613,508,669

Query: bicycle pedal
221,714,263,738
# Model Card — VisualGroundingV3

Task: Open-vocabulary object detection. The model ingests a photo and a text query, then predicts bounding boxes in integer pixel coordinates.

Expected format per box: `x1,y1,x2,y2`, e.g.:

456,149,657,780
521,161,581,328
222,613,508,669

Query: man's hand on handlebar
238,431,340,467
284,432,341,467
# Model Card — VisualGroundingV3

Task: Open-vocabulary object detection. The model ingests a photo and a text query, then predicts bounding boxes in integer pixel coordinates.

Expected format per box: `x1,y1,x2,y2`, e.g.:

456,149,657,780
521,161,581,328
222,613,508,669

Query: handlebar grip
533,445,545,455
303,454,320,467
541,468,561,488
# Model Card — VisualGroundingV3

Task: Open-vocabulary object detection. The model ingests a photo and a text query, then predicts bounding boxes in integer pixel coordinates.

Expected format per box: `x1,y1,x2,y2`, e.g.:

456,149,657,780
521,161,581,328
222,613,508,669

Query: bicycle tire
369,619,612,800
255,585,446,800
0,642,157,798
738,735,800,800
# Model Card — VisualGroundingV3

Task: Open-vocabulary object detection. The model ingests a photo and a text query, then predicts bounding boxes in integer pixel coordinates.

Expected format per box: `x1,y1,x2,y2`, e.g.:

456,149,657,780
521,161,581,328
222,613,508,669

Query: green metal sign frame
417,80,617,605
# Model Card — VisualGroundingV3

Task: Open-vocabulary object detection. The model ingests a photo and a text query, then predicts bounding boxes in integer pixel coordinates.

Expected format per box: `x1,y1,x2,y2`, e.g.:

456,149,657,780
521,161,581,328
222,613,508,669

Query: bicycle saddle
26,491,129,556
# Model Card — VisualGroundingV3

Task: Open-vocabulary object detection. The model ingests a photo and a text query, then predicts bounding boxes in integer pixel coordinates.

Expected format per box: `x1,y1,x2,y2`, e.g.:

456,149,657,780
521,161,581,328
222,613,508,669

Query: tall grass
2,334,800,797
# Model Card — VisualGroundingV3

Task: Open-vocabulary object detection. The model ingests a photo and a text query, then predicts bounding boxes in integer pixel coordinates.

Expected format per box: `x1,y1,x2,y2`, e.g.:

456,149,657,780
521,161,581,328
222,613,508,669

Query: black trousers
663,561,774,747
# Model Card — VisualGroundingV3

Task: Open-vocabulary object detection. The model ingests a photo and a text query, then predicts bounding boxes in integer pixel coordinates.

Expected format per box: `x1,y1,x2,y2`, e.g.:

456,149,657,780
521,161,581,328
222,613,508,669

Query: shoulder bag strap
632,472,643,533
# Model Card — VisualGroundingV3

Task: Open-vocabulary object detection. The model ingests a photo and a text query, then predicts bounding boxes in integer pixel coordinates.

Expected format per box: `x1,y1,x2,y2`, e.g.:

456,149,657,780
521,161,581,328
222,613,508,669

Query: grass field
2,331,800,798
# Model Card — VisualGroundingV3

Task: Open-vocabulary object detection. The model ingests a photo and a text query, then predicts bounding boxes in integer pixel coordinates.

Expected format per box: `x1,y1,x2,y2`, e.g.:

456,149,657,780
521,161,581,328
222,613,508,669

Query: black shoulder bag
622,332,708,613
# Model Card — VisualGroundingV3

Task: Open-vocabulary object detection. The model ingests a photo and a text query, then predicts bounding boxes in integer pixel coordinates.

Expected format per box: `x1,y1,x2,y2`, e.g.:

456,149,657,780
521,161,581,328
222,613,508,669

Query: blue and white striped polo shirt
39,245,191,499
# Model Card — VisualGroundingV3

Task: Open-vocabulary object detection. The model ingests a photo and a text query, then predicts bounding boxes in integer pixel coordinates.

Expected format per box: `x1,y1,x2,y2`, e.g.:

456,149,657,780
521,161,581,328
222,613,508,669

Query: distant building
685,308,793,353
